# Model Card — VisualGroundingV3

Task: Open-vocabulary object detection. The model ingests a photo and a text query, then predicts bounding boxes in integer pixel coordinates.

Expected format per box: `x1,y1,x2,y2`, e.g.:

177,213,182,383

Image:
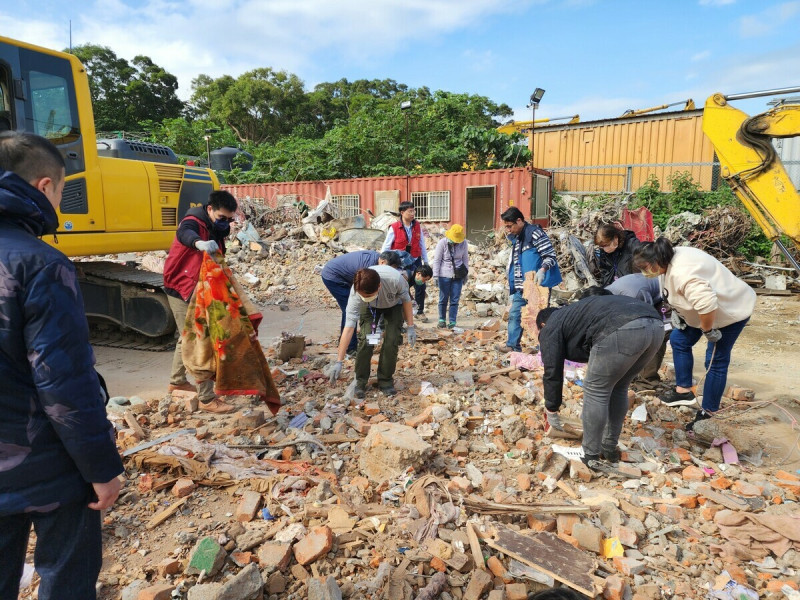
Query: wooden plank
466,521,487,571
696,484,751,511
146,497,188,529
387,557,411,600
484,526,597,597
123,410,146,440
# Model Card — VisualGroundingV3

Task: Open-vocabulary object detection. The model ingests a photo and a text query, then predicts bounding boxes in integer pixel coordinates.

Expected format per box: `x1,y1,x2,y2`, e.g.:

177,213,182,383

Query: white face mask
358,292,379,303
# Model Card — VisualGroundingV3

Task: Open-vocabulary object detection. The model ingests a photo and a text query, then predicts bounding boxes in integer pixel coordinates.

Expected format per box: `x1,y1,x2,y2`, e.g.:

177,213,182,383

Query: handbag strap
447,242,457,266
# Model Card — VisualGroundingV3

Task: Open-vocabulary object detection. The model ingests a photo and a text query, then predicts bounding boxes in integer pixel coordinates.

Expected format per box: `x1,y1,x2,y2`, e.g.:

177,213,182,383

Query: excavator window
0,64,12,132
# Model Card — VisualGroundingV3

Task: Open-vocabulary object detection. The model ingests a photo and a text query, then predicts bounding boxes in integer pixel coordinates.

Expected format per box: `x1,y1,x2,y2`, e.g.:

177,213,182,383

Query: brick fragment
710,476,733,490
486,556,512,583
172,478,196,498
138,584,175,600
516,473,532,491
404,406,433,427
569,459,593,482
603,574,625,600
235,491,262,522
573,522,604,554
293,526,333,565
463,569,493,600
527,514,556,532
657,504,684,520
505,582,528,600
557,513,580,536
430,556,447,572
157,558,181,576
613,556,646,576
257,543,293,571
363,402,380,416
682,465,707,481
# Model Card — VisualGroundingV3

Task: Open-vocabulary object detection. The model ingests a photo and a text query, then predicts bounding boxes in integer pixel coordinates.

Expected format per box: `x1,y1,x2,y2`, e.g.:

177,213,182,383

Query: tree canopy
67,44,184,132
71,44,530,180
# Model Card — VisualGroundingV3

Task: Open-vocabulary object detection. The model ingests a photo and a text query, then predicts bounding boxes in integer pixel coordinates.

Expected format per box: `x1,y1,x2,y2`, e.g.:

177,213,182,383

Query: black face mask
213,219,231,236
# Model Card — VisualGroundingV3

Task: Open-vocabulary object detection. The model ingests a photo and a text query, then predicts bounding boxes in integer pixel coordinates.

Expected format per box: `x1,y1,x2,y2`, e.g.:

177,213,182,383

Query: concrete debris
73,211,800,600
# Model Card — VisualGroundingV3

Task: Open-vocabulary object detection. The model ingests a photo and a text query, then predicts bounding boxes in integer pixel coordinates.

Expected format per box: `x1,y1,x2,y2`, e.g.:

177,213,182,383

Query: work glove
195,239,220,254
545,409,563,432
671,311,687,331
534,268,546,286
407,325,417,347
703,328,723,343
325,360,343,384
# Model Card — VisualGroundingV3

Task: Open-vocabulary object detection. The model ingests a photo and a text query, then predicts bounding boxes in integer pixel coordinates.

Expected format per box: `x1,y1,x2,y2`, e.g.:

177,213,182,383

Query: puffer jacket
591,229,641,286
0,171,123,516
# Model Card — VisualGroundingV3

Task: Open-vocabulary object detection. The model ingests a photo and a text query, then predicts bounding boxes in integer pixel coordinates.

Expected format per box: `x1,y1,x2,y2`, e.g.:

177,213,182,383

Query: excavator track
75,261,178,351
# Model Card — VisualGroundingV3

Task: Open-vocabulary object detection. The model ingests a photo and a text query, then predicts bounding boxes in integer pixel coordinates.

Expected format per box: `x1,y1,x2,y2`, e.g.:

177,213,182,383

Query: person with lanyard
431,223,469,329
496,206,561,353
382,201,430,321
326,265,416,398
320,250,401,356
589,223,642,286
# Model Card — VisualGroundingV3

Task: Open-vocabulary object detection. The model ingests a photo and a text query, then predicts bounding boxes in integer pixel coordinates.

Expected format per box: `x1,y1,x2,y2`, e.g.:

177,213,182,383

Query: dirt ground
97,293,800,472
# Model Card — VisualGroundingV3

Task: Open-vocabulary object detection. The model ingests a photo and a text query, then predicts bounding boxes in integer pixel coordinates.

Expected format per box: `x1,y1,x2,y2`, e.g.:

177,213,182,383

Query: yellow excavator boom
702,88,800,272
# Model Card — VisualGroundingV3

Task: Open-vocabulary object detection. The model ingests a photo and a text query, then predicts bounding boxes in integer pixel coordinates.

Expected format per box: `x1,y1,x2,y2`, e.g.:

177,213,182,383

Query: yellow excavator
702,87,800,273
0,35,220,346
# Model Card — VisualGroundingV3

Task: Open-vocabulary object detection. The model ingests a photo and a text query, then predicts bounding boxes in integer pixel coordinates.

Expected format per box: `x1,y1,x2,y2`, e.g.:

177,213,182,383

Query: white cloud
691,50,711,62
699,0,735,6
2,0,536,98
739,1,800,37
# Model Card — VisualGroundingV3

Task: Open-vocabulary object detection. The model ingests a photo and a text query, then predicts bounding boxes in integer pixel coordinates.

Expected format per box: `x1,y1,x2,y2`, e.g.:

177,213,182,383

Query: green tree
190,68,310,144
67,44,184,131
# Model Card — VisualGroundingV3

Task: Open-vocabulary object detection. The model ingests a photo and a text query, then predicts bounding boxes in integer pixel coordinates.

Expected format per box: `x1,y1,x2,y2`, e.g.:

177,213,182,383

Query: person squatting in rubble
432,223,469,329
327,265,417,398
633,237,756,430
0,132,123,599
589,223,642,286
321,250,402,355
581,273,672,390
537,295,663,470
163,189,239,414
497,206,562,353
382,201,431,321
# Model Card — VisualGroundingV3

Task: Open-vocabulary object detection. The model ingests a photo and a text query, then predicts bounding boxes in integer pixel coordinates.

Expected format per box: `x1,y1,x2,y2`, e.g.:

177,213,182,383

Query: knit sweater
663,247,756,329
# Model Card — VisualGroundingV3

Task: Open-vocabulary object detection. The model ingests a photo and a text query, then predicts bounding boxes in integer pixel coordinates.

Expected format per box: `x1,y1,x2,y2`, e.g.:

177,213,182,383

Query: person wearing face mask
163,190,238,413
326,266,416,398
633,237,756,430
589,223,641,287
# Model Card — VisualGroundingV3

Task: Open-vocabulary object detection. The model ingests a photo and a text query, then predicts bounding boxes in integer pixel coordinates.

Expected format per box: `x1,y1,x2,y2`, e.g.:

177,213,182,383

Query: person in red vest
381,201,430,321
163,190,238,414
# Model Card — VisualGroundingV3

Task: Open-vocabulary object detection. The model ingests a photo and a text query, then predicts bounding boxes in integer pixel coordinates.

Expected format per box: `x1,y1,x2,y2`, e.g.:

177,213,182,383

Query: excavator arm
702,88,800,272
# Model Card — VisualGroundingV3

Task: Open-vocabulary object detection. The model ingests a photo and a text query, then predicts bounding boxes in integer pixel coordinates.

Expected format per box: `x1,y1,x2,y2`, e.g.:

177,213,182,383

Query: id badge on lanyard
367,306,382,345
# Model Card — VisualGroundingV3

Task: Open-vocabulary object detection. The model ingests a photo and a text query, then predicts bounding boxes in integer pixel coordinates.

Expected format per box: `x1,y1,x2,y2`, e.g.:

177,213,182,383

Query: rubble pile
87,318,800,600
663,206,753,260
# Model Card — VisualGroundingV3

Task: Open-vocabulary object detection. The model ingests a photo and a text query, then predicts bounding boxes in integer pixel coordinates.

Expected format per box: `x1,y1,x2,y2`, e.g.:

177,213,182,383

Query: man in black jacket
0,132,123,599
537,295,663,470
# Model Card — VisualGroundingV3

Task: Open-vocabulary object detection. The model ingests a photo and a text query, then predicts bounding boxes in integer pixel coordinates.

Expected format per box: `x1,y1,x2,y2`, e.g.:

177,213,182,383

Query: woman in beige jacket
633,237,756,430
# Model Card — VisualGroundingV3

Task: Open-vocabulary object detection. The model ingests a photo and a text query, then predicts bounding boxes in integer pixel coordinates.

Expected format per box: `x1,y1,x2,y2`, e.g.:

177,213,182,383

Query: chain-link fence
549,160,800,196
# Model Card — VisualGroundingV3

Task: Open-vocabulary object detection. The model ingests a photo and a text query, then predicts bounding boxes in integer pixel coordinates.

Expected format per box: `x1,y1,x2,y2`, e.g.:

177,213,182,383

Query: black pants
0,498,102,599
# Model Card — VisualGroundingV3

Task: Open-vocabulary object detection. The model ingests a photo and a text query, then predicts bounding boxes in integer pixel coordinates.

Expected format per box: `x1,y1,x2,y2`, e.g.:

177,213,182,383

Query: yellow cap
445,224,465,244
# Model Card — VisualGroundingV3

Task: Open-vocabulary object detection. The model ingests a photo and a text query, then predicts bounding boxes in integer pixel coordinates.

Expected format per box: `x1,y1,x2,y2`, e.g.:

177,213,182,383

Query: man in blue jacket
497,207,562,353
0,132,124,599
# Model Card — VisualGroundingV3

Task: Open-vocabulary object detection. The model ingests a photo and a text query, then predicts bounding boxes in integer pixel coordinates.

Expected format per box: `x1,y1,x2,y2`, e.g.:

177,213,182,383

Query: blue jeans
322,277,357,353
506,291,527,351
0,498,102,600
582,318,664,456
437,277,464,324
670,318,749,412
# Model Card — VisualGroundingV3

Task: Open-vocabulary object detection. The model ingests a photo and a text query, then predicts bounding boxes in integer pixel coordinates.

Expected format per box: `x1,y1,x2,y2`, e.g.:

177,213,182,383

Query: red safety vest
389,219,422,258
163,215,212,301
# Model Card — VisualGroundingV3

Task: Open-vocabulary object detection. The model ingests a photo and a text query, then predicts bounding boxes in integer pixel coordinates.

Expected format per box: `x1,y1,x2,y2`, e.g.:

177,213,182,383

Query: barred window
411,191,450,221
331,194,360,217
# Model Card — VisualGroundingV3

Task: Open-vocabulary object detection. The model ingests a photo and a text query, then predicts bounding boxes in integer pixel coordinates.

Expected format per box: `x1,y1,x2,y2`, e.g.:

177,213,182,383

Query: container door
465,185,495,243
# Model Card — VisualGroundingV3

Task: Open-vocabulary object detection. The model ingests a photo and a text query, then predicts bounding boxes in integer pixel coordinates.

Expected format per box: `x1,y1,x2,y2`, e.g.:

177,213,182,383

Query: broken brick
293,526,333,565
235,490,262,522
172,478,196,498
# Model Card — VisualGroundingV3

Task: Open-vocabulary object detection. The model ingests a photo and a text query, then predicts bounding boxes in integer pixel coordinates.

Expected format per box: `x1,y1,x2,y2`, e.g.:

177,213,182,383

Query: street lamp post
204,128,219,168
401,100,412,202
528,88,545,169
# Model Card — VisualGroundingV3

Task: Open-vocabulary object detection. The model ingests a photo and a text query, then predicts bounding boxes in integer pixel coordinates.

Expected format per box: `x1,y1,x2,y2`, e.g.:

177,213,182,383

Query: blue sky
3,0,800,122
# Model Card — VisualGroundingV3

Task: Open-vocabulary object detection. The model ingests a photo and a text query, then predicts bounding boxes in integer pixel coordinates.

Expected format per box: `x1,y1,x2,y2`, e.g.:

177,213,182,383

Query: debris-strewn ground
20,212,800,600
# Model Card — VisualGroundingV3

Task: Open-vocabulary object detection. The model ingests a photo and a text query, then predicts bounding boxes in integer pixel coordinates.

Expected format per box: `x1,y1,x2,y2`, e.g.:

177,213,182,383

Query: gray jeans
167,294,215,402
582,318,664,456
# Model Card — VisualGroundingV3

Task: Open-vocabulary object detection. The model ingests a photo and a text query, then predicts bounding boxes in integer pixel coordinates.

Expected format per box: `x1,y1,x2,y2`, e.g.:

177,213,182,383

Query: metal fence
549,160,800,196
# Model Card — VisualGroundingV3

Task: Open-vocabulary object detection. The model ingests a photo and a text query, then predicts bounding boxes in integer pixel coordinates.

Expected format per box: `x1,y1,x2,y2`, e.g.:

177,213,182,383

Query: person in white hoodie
633,237,756,430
